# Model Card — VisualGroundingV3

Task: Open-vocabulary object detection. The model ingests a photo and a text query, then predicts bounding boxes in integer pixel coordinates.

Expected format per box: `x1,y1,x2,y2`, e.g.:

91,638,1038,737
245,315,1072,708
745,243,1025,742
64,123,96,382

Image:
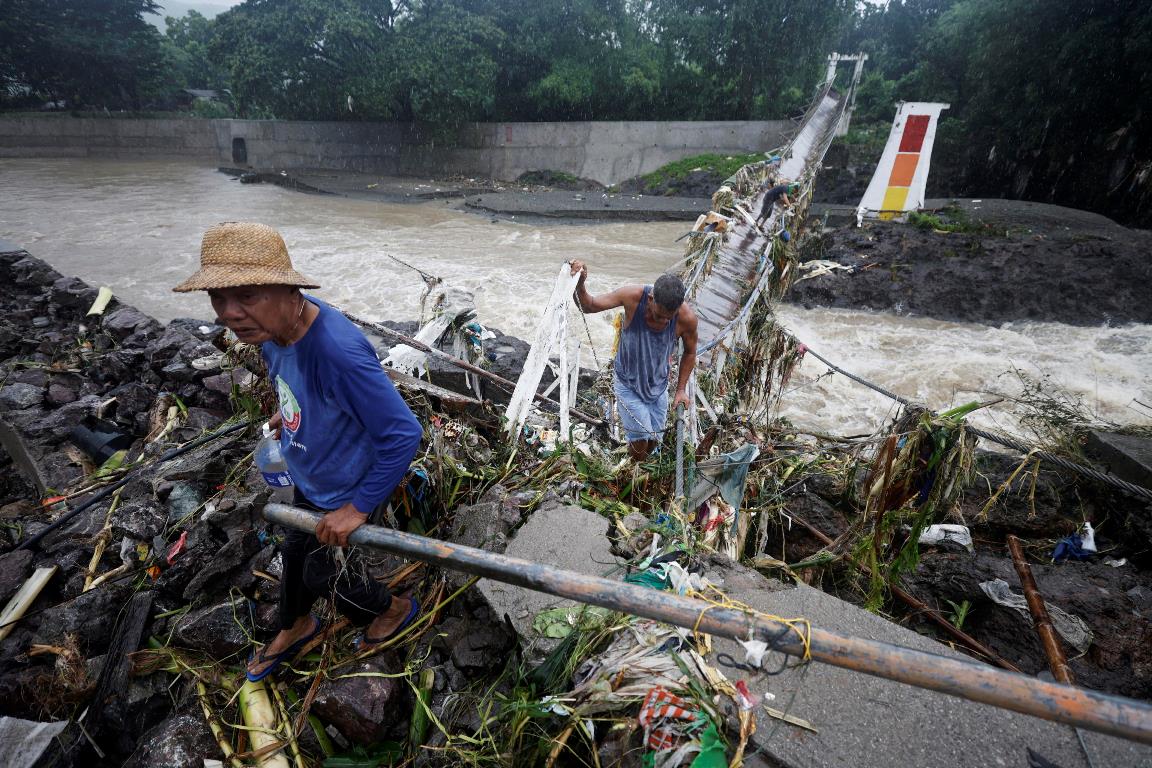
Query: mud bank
788,203,1152,326
238,166,1152,314
231,166,711,221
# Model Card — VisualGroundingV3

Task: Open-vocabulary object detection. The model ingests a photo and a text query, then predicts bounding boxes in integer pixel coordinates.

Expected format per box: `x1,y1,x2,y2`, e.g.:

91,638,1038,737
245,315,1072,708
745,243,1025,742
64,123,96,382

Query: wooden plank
385,368,484,408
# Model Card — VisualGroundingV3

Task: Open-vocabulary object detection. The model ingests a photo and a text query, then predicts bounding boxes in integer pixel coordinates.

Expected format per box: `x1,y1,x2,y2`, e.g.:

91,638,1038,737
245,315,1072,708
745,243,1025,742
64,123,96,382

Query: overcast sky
148,1,238,31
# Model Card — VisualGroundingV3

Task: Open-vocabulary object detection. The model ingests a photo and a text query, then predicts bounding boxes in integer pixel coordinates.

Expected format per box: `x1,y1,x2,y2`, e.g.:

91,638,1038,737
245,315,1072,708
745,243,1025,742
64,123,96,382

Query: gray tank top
615,286,678,402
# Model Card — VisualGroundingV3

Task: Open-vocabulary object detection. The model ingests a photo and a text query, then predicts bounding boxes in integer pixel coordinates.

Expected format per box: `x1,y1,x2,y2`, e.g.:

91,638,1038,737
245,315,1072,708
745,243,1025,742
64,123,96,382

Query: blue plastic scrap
1051,534,1092,563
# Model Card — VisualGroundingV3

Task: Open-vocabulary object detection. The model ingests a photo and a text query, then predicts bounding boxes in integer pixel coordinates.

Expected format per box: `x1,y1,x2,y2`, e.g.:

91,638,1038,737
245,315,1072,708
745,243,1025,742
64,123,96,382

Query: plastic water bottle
255,422,293,489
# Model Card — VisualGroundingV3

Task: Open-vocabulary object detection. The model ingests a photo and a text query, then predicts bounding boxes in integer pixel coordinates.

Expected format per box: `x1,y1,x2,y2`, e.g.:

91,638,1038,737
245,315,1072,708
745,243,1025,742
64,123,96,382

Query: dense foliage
0,0,1149,223
0,0,170,109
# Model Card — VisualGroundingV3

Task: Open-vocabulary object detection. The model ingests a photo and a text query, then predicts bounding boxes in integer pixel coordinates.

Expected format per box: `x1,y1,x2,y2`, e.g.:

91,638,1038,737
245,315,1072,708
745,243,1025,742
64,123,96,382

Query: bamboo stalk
544,722,575,768
0,565,58,642
1006,535,1074,684
268,681,304,768
284,687,335,757
423,579,447,626
383,561,424,588
408,668,435,756
197,680,243,768
291,609,337,737
730,706,754,768
237,679,291,768
86,563,130,591
84,488,123,592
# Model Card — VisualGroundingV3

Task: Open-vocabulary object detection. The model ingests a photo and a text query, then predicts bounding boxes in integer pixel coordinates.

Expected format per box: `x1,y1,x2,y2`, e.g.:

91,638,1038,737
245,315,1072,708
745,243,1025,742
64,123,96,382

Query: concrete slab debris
1085,431,1152,494
710,580,1152,768
478,501,614,659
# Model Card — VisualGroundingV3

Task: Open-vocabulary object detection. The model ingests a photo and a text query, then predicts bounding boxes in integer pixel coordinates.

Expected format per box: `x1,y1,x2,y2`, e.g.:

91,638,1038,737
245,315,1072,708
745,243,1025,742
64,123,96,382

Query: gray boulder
0,550,33,604
170,599,252,658
101,306,154,338
449,483,520,552
0,383,42,410
122,713,220,768
31,584,125,655
112,499,167,542
312,653,408,745
476,500,614,662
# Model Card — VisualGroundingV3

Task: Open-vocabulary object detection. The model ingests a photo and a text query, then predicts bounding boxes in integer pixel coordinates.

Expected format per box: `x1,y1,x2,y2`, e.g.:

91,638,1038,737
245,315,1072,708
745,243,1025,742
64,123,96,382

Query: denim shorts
614,376,669,444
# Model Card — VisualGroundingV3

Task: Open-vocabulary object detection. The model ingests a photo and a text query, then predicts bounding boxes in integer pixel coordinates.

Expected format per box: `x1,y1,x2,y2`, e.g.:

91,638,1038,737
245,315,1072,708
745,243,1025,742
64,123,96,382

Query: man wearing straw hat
174,222,424,680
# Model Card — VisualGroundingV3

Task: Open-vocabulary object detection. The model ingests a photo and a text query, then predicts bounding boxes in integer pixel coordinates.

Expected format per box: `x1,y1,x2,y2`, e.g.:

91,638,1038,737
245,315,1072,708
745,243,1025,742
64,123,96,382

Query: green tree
842,0,1152,225
0,0,170,109
643,0,853,120
211,0,403,119
381,1,504,123
163,10,227,91
483,0,667,120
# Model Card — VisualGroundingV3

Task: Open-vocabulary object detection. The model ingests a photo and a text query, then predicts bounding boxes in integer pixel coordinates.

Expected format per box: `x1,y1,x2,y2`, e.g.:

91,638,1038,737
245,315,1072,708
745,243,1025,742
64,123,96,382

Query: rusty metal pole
1007,535,1075,685
784,509,1021,673
342,310,605,428
265,504,1152,745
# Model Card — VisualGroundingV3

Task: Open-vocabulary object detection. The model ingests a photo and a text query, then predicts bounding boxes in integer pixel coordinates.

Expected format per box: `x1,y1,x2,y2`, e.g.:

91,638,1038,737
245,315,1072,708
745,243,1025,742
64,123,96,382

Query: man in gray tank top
570,260,699,461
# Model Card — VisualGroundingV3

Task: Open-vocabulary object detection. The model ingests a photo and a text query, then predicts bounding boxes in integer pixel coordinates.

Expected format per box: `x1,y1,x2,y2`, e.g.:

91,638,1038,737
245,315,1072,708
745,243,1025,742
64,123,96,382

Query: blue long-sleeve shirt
262,297,422,513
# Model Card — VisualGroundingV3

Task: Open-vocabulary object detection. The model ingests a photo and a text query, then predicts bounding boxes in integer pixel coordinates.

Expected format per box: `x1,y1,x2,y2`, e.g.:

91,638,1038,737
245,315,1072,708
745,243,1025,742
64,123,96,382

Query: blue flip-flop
354,597,421,652
246,613,323,682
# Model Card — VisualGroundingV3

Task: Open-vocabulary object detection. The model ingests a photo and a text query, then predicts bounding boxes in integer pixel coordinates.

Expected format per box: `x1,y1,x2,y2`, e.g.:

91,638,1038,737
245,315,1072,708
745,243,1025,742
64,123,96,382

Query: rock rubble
0,247,525,766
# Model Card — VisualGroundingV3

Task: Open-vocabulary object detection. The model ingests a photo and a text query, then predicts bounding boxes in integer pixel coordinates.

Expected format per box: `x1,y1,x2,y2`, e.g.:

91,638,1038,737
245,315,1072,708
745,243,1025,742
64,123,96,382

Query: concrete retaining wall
0,117,217,160
392,120,791,184
0,116,791,185
218,120,404,174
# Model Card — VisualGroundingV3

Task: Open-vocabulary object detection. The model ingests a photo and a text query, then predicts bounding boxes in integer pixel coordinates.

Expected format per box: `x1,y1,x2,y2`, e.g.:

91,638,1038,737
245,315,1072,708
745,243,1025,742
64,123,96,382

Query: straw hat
172,222,320,292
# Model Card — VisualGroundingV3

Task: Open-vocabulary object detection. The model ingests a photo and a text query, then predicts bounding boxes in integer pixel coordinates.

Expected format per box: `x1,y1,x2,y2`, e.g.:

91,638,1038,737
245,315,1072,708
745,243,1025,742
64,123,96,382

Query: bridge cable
799,345,1152,503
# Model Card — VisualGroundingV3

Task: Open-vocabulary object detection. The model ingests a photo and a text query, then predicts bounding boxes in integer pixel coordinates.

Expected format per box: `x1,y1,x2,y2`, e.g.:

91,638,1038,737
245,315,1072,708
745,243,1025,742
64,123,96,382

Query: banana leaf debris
1,194,1151,768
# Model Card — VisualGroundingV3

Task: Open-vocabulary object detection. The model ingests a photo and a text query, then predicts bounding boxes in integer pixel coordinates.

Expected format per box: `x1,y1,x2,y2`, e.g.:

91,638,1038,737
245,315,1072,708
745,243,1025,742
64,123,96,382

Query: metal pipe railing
264,504,1152,745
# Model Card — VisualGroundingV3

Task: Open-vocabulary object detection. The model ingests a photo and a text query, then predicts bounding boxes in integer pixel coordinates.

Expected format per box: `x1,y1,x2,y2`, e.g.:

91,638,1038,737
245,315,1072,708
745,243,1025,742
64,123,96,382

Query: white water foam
773,305,1152,437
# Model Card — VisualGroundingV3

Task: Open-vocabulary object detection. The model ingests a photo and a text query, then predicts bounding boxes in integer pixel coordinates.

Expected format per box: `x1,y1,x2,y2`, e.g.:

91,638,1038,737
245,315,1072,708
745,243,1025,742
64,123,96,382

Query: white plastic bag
1079,522,1097,553
918,524,973,552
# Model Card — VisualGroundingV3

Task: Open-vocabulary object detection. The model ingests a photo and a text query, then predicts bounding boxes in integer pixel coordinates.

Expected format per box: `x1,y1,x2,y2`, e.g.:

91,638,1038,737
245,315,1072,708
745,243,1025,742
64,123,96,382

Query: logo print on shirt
276,376,302,433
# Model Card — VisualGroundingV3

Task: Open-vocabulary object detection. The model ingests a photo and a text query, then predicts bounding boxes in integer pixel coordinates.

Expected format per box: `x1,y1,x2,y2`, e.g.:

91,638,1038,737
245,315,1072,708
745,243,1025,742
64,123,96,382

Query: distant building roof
182,89,221,101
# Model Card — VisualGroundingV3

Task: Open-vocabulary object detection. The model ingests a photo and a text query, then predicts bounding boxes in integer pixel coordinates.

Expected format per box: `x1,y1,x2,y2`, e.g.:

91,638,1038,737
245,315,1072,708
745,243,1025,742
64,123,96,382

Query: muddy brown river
2,158,1148,436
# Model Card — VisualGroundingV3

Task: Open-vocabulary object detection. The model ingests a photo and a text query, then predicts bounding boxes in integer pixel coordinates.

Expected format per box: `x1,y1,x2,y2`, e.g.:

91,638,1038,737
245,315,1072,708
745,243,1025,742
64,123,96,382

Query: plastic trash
1052,536,1087,561
918,524,973,552
166,482,201,522
1079,521,1097,553
979,578,1094,653
255,422,293,488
